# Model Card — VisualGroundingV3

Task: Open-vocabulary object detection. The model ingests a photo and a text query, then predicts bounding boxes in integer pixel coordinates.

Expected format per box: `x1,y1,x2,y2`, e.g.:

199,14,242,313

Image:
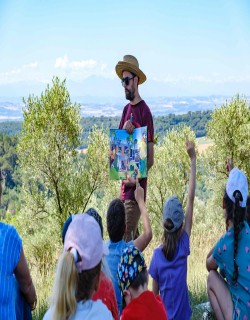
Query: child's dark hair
246,196,250,225
129,253,148,290
77,261,102,301
223,190,246,283
122,255,147,309
130,268,148,290
107,198,125,242
162,219,183,261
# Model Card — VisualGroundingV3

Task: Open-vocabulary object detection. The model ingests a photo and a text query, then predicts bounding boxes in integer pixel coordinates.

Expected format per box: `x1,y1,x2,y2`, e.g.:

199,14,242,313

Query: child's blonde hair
51,251,78,320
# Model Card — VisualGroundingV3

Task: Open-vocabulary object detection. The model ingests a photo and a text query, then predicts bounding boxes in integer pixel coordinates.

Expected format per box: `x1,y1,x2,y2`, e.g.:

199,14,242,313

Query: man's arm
147,141,154,170
133,179,152,251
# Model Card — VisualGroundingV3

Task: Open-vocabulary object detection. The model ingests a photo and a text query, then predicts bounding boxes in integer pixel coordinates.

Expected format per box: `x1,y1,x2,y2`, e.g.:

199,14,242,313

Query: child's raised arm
184,140,196,236
134,179,152,252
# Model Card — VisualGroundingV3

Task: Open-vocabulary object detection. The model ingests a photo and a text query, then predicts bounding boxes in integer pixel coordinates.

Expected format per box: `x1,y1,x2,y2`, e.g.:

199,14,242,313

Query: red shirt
92,271,119,320
121,291,168,320
119,100,154,201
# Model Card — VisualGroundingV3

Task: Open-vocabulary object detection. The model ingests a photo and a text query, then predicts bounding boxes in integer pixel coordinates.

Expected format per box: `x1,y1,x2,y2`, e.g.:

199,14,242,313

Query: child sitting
106,178,152,314
206,163,250,319
43,214,112,320
61,209,119,320
117,245,168,320
148,140,196,320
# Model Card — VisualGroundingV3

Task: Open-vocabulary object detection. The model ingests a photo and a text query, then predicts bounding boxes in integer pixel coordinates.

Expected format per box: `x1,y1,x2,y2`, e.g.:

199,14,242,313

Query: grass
29,199,224,320
196,137,213,145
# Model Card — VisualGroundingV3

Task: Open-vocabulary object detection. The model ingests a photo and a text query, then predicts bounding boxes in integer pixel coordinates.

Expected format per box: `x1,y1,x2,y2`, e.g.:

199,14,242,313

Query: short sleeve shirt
121,291,168,320
43,299,113,320
0,222,22,320
213,221,250,319
92,271,119,320
119,100,154,201
149,230,192,320
106,239,133,314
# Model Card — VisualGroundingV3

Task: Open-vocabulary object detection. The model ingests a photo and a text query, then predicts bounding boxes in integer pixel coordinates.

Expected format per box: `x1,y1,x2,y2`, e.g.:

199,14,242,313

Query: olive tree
203,95,250,206
17,77,108,226
206,95,250,178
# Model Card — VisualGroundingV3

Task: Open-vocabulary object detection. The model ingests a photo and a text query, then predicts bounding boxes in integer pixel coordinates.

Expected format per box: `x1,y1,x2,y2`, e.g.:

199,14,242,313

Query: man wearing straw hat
115,55,154,242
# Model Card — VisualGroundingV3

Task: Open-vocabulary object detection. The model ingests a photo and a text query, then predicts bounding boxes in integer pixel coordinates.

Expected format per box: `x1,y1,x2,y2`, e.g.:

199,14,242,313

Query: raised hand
134,178,144,206
186,140,196,160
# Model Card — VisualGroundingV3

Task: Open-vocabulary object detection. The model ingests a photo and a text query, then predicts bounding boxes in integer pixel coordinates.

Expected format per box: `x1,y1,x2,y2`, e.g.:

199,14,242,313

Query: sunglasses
121,75,135,87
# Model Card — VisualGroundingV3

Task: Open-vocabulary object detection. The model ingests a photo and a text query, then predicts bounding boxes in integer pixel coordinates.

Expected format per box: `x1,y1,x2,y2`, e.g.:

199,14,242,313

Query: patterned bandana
117,245,146,293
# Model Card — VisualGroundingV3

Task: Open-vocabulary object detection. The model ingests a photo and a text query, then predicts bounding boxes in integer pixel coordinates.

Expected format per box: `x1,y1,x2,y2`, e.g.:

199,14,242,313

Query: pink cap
64,213,103,272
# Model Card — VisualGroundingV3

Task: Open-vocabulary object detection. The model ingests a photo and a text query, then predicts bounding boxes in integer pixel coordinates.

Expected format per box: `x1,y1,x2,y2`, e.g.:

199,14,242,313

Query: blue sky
0,0,250,98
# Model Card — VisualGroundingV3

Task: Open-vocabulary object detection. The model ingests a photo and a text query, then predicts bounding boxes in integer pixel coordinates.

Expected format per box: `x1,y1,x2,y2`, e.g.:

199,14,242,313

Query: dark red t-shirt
119,100,154,201
121,291,168,320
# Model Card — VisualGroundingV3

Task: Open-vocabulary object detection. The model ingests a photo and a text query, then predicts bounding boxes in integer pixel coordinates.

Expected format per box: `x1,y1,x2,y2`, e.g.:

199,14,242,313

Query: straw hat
115,55,146,85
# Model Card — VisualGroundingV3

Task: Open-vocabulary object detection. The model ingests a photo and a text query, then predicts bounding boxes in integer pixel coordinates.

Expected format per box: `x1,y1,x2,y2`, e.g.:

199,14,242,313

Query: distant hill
0,95,234,119
0,110,212,148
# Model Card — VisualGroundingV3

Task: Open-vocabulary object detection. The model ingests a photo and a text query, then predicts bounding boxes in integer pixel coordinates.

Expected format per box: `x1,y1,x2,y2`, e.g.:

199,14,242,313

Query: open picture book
109,126,148,180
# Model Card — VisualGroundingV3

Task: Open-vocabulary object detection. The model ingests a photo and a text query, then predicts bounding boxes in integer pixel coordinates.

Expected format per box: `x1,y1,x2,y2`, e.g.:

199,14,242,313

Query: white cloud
69,59,97,69
55,55,69,68
162,104,173,109
53,55,114,80
0,62,39,85
54,55,98,70
22,62,38,69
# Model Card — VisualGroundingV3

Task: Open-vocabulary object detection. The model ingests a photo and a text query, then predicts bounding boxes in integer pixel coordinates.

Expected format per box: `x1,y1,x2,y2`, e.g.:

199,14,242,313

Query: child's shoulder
180,229,189,240
152,244,163,255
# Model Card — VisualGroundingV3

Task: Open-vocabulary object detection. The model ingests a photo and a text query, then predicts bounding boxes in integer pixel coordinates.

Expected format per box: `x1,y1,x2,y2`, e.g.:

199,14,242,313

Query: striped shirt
0,222,22,319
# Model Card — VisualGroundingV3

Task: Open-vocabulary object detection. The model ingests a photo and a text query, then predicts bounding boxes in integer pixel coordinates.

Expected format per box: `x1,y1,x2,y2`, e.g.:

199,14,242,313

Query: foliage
69,110,212,148
1,110,212,148
205,95,250,205
0,121,22,136
0,134,22,217
17,77,83,226
68,126,110,214
2,92,249,318
154,110,212,141
207,95,250,176
147,125,197,230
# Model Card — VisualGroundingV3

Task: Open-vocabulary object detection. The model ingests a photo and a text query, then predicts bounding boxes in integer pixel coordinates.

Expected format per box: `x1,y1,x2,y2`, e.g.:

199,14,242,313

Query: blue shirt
0,222,22,319
213,221,250,319
149,230,192,320
106,239,133,314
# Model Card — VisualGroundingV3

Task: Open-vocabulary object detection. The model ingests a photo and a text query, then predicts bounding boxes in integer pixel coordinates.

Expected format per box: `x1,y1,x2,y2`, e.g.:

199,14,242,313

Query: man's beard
125,88,135,101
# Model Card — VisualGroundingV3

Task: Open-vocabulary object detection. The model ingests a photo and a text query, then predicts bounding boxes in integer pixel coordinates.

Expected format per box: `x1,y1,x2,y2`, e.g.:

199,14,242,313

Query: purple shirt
149,230,192,320
119,100,154,201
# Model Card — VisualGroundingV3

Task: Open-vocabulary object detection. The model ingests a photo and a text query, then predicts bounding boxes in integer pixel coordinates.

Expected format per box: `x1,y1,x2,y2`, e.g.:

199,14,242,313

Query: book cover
109,126,148,180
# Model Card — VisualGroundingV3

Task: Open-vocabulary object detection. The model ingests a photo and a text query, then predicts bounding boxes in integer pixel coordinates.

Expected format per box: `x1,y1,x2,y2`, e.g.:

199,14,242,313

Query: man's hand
123,174,136,188
123,120,135,134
